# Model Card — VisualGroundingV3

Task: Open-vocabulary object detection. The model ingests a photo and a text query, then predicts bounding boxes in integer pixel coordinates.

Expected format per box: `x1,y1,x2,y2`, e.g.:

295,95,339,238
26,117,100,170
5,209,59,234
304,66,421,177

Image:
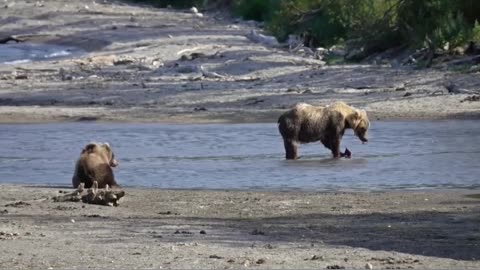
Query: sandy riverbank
0,184,479,269
0,0,479,124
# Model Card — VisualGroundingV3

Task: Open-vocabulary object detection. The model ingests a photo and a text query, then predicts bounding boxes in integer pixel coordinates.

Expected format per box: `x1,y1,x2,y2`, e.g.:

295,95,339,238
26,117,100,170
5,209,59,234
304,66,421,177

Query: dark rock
194,107,207,111
199,230,206,235
5,201,30,207
14,74,28,80
264,243,274,249
209,255,223,259
174,230,193,235
403,92,412,97
76,116,98,122
327,265,345,269
251,229,265,235
460,95,480,103
256,259,266,264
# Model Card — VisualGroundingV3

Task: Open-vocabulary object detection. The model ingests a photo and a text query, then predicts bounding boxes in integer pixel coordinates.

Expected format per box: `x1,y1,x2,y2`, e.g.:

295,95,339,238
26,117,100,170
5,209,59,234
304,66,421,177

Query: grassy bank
132,0,480,64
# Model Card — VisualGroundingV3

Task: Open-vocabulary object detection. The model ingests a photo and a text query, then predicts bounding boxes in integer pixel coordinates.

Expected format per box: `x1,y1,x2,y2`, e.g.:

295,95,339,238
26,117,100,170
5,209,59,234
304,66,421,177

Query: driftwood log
53,182,125,206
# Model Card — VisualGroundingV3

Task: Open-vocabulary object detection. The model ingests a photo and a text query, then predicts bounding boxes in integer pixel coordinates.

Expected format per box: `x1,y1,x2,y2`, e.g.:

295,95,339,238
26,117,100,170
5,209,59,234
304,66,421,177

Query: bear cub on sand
278,102,369,159
72,142,120,189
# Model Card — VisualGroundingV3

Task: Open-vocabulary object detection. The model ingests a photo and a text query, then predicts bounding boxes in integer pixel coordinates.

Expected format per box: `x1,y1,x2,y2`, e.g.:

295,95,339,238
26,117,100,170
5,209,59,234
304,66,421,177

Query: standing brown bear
278,102,369,159
72,142,120,189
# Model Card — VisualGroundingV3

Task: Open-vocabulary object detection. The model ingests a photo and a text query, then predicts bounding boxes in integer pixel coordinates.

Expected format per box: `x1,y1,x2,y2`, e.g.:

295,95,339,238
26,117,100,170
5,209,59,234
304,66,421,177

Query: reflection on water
0,121,479,191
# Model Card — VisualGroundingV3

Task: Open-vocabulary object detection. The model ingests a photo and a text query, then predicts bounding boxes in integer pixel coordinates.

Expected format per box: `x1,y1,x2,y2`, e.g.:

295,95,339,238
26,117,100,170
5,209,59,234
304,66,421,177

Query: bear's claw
340,148,352,158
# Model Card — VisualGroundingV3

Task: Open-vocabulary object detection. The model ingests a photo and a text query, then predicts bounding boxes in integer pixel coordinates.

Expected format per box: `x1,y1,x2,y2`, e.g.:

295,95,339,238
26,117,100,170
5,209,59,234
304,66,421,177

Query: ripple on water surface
0,121,479,190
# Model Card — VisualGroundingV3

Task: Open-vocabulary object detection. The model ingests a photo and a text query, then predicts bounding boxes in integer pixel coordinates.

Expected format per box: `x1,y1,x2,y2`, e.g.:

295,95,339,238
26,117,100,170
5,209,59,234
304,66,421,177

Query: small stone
199,230,206,235
71,219,75,223
403,92,412,97
13,232,19,236
256,259,266,264
40,233,46,237
251,229,265,235
25,232,31,236
366,263,373,269
327,265,345,269
190,7,198,14
227,259,235,263
209,255,223,259
243,259,251,267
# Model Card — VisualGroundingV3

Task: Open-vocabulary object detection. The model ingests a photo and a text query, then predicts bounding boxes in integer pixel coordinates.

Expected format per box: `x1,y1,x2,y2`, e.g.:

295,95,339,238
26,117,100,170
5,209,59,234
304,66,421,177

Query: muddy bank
0,185,479,269
0,0,479,123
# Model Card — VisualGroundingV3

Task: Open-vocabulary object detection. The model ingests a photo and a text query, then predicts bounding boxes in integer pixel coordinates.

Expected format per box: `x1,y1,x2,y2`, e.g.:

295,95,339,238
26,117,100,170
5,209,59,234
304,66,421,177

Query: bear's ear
83,143,97,153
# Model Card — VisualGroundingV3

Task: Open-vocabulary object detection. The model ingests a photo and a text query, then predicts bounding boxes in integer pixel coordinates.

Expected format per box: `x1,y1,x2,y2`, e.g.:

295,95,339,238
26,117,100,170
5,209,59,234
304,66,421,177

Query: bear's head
83,142,118,167
351,110,370,143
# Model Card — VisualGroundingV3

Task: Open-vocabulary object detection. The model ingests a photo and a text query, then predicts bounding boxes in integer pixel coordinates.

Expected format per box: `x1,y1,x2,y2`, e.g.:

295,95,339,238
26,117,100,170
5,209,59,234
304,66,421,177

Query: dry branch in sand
53,182,125,206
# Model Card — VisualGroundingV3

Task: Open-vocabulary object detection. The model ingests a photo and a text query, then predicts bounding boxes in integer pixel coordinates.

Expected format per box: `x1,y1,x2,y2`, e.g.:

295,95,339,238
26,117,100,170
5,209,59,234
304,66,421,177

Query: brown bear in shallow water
72,142,119,189
278,102,369,159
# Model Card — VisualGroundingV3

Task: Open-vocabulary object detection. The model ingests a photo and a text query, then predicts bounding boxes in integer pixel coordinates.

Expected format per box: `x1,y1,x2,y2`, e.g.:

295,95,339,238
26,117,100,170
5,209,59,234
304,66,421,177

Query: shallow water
0,43,84,64
0,121,479,190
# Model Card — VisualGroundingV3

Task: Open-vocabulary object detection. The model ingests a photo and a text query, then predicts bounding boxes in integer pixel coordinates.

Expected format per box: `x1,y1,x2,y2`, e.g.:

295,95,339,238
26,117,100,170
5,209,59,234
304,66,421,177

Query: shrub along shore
133,0,480,66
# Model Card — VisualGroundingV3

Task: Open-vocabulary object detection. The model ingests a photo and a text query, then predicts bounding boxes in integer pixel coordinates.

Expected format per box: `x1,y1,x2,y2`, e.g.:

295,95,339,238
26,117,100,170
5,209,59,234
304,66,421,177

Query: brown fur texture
278,102,370,159
72,143,119,189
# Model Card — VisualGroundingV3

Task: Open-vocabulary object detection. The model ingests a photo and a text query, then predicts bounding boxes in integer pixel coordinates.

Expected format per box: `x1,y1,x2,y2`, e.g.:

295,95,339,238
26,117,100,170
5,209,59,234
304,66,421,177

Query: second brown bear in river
278,101,370,159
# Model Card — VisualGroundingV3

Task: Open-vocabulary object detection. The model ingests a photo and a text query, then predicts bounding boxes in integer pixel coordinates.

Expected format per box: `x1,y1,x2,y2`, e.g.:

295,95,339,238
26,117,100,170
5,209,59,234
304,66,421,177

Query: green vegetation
132,0,480,62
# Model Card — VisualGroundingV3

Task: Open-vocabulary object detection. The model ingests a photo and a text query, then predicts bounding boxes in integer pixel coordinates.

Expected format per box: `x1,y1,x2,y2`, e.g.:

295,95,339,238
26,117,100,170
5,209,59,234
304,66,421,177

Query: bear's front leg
283,139,298,160
330,137,342,158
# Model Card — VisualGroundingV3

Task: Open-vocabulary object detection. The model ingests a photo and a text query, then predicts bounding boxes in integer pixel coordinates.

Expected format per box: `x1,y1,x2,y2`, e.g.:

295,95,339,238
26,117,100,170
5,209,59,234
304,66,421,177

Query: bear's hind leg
284,140,298,160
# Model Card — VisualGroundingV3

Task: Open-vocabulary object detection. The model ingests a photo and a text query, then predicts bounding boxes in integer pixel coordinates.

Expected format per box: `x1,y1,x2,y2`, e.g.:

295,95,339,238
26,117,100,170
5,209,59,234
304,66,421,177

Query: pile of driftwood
53,181,125,206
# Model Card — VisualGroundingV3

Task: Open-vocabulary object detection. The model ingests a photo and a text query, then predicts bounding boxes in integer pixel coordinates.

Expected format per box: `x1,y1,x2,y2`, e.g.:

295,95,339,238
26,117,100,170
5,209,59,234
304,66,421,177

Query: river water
0,121,479,190
0,43,84,64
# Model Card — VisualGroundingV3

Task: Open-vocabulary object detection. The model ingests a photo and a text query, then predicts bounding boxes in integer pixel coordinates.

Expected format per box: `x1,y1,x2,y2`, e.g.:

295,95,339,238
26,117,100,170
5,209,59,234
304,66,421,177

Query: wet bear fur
72,142,119,189
278,102,369,159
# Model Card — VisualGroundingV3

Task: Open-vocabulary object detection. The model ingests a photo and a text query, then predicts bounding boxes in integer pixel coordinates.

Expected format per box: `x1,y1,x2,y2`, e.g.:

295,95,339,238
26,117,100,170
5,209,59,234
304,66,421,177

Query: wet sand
0,184,479,269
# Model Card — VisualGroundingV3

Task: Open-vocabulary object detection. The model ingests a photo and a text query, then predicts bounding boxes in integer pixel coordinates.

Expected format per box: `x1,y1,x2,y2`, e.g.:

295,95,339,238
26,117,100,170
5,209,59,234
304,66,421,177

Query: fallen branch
0,35,23,44
53,182,125,206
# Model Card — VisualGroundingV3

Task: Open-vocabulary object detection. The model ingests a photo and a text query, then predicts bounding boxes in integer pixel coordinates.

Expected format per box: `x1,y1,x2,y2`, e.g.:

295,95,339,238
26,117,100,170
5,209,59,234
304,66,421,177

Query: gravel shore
0,185,479,269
